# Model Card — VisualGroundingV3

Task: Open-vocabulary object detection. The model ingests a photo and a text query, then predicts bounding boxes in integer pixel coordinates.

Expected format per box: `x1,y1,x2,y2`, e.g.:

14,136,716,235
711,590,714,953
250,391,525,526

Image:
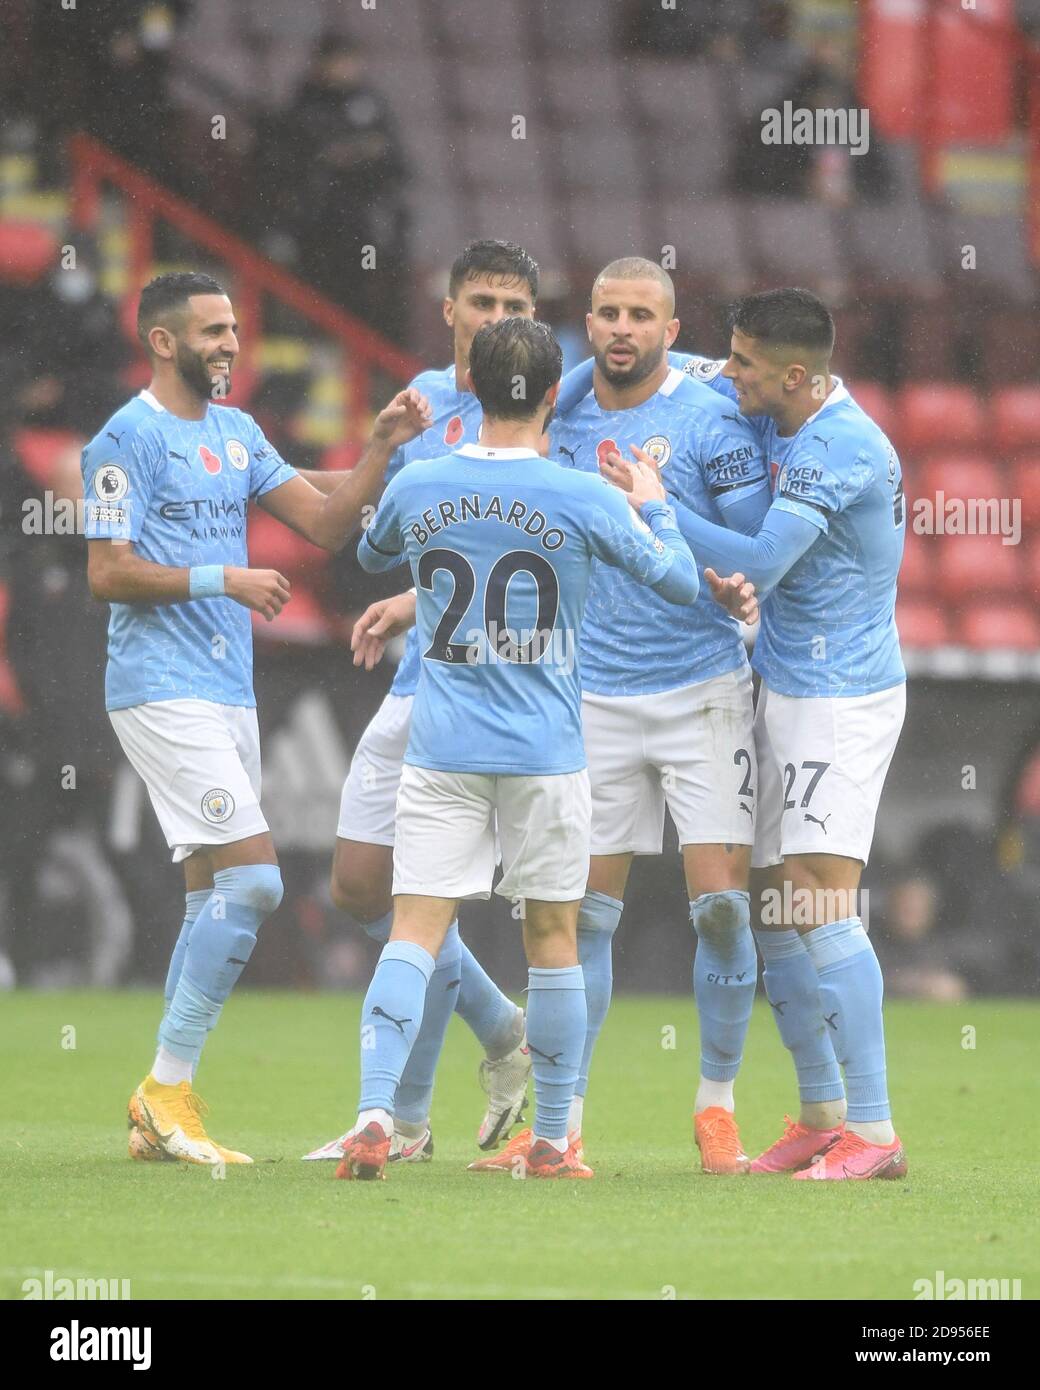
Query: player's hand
704,568,759,626
224,567,292,622
351,589,418,670
371,388,433,450
600,443,663,498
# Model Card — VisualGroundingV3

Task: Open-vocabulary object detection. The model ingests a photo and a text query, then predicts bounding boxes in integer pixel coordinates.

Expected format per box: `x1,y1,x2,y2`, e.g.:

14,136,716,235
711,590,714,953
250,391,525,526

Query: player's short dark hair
448,240,539,302
136,271,226,347
468,318,562,421
728,288,835,357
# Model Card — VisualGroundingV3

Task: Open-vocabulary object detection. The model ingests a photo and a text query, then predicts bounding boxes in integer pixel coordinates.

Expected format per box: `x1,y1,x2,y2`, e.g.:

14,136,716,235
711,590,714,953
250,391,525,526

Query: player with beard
359,260,769,1175
83,271,430,1165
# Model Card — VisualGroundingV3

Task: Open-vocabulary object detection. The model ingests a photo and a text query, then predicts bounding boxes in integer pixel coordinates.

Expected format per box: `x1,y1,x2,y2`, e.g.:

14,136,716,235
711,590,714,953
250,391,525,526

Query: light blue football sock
395,923,463,1125
455,940,520,1059
691,891,757,1083
159,864,283,1066
526,965,586,1141
360,909,517,1060
158,889,211,1043
755,928,845,1105
358,940,435,1115
803,918,890,1122
576,891,622,1097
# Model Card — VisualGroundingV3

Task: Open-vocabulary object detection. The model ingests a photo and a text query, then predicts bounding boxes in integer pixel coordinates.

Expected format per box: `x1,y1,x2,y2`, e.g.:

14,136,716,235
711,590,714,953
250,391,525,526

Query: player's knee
220,863,284,918
691,889,751,951
329,866,389,923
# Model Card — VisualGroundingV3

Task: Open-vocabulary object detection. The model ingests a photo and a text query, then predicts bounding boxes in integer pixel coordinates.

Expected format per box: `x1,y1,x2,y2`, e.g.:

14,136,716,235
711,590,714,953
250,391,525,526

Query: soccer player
480,258,771,1176
602,288,908,1180
84,271,431,1165
335,316,709,1180
304,242,540,1166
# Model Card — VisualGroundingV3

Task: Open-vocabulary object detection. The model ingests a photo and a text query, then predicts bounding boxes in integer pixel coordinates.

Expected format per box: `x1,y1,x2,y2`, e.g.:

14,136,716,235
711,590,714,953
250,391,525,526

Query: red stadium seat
0,220,57,284
919,454,1004,506
958,602,1040,650
846,382,896,440
937,532,1019,602
895,597,952,648
320,442,363,472
1009,456,1040,534
896,384,985,455
992,387,1040,452
12,428,83,489
247,508,329,582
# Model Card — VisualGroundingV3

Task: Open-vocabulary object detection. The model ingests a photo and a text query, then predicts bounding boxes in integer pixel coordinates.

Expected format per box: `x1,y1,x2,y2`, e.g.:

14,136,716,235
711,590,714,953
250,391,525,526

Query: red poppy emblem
596,438,620,467
444,415,464,446
199,445,222,475
769,460,780,493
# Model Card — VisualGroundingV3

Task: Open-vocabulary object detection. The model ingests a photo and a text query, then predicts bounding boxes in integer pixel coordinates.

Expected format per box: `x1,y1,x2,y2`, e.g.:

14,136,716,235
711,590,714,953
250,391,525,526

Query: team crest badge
641,435,672,467
199,445,222,475
444,415,464,446
94,464,129,501
201,789,235,823
226,439,249,470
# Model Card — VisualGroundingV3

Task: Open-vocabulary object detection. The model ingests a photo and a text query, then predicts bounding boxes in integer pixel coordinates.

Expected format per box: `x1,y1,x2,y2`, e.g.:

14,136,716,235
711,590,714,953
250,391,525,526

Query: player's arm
257,388,431,552
294,468,352,496
351,588,417,670
86,542,291,621
601,451,822,595
356,478,405,574
589,462,699,605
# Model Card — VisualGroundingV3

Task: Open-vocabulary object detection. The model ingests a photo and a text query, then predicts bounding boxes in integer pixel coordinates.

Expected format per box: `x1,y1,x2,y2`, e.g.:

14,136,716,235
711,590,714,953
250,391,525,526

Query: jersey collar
802,376,849,427
138,389,165,413
456,443,540,461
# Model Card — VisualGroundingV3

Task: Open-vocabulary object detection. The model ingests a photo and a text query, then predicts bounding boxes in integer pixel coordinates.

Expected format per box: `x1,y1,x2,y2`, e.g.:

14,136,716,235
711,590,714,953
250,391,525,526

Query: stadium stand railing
68,134,422,440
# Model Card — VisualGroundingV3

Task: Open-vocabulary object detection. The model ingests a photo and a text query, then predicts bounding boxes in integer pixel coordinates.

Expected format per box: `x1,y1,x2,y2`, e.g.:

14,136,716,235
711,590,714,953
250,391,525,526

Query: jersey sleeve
82,428,159,543
586,480,698,605
695,407,770,516
245,418,297,499
773,437,874,531
667,496,822,595
357,479,405,573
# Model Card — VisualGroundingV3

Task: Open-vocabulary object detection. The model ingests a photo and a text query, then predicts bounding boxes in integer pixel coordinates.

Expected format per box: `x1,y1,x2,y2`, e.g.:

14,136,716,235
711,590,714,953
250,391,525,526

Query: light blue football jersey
749,384,906,697
549,365,769,696
383,365,483,699
358,443,698,775
81,390,296,711
672,355,907,696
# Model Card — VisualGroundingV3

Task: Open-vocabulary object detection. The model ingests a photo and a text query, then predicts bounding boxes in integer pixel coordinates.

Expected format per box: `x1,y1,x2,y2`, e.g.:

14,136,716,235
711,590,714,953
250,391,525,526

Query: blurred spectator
3,251,129,433
731,40,893,204
30,0,192,184
259,33,410,341
872,875,969,1002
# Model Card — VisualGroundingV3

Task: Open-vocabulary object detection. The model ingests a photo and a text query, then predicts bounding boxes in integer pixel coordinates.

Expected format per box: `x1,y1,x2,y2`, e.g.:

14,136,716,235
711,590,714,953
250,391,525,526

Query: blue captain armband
189,565,226,599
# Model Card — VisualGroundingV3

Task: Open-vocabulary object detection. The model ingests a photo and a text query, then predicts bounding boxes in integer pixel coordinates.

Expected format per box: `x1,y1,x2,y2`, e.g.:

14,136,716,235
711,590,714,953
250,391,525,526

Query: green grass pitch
2,990,1036,1301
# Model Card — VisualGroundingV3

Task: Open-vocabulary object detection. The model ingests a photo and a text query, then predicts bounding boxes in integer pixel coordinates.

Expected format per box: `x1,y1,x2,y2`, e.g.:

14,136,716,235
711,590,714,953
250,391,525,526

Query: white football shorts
109,699,267,863
336,692,414,846
392,764,591,903
580,665,757,856
752,680,907,868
